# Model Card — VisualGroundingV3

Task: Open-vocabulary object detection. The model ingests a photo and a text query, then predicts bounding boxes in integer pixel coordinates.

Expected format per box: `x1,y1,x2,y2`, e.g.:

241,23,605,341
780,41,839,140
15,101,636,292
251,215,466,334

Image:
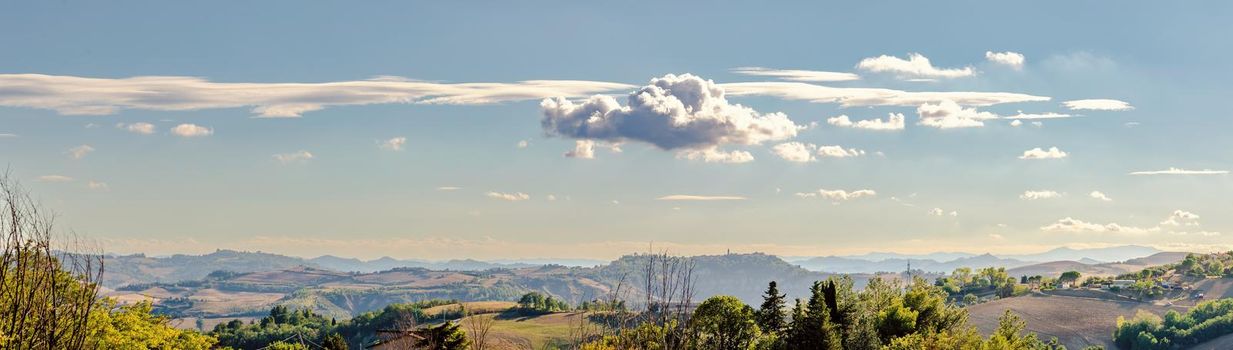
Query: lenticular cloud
540,74,801,151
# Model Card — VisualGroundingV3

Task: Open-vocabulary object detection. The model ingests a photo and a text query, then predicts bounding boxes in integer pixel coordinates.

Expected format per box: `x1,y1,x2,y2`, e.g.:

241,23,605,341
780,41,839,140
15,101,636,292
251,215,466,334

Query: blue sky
1,1,1231,259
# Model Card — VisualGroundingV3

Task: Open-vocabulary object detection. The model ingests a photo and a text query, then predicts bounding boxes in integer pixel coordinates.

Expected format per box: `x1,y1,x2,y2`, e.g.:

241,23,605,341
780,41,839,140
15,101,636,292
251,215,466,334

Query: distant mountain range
111,253,896,319
786,245,1166,274
99,245,1170,289
101,250,605,288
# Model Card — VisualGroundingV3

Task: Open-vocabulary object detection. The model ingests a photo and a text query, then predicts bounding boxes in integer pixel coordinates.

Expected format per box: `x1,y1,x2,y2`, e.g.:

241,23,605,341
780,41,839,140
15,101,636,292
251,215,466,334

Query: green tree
266,341,310,350
1059,271,1081,283
416,322,469,350
690,295,761,350
0,174,105,349
783,281,842,349
962,293,978,305
756,281,787,334
323,332,348,350
87,300,217,350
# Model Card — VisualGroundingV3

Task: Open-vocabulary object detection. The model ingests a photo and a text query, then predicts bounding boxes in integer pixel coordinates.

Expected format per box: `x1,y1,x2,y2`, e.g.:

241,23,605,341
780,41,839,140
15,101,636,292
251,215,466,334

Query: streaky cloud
1129,167,1228,175
0,73,634,117
721,81,1049,107
730,67,860,82
656,195,747,201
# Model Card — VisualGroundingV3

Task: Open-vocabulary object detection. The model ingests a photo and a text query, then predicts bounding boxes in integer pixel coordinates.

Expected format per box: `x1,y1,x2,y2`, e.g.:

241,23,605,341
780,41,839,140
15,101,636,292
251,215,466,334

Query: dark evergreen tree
783,282,842,350
415,322,470,350
757,281,787,334
322,333,347,350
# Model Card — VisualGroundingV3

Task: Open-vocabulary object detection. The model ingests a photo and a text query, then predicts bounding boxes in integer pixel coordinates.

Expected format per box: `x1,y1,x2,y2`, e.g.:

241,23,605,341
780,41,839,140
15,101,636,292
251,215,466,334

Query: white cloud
988,233,1005,240
542,74,800,153
118,122,156,135
985,51,1025,70
437,186,462,191
929,208,958,217
67,144,94,159
656,195,746,201
1124,122,1141,128
721,82,1049,108
86,180,109,191
856,53,975,79
771,142,864,162
827,113,905,131
1129,167,1228,176
273,150,314,164
0,133,16,138
380,137,407,151
564,140,596,159
37,175,74,183
676,147,755,163
1089,191,1112,202
1019,147,1067,160
1020,190,1062,200
1003,111,1072,120
170,123,213,137
916,100,999,129
816,145,865,158
517,140,530,148
1031,121,1043,127
1041,217,1157,234
486,192,530,201
771,142,815,163
729,67,860,82
1161,210,1200,226
795,189,876,201
0,73,633,117
1009,119,1023,127
1063,99,1134,111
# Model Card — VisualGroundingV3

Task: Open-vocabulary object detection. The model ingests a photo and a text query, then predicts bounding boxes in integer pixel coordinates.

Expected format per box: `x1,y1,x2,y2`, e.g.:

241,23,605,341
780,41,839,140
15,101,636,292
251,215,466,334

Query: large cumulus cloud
540,74,800,154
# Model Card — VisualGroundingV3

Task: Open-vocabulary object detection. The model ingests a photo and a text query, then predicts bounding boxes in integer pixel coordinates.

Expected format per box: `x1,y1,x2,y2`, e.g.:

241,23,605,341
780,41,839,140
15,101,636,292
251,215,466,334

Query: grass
464,312,590,349
423,301,518,317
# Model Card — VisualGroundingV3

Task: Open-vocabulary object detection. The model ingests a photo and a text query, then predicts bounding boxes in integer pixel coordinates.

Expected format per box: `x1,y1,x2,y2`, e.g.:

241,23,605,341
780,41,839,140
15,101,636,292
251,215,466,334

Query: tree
756,281,787,334
962,294,978,306
415,321,469,350
87,300,217,349
783,281,842,349
0,172,105,349
462,305,496,350
690,295,761,350
322,333,348,350
1059,271,1081,283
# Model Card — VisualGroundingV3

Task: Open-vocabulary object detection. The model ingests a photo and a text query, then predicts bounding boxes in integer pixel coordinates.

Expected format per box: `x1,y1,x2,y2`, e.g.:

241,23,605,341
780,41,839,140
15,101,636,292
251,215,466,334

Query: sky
1,1,1231,260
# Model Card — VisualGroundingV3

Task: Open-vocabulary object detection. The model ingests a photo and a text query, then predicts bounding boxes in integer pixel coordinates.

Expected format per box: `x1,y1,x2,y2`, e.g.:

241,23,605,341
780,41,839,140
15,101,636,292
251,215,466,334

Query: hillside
111,253,885,321
1006,251,1190,278
967,293,1185,349
101,250,574,288
101,250,315,287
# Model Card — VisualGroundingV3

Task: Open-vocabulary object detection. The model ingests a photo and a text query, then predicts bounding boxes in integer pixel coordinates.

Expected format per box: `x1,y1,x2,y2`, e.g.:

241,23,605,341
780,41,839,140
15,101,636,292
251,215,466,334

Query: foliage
1114,298,1233,349
0,174,105,349
415,321,470,350
756,281,787,334
322,332,348,350
211,305,336,349
87,300,217,349
935,267,1017,299
690,295,761,350
1058,271,1081,283
515,291,571,314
